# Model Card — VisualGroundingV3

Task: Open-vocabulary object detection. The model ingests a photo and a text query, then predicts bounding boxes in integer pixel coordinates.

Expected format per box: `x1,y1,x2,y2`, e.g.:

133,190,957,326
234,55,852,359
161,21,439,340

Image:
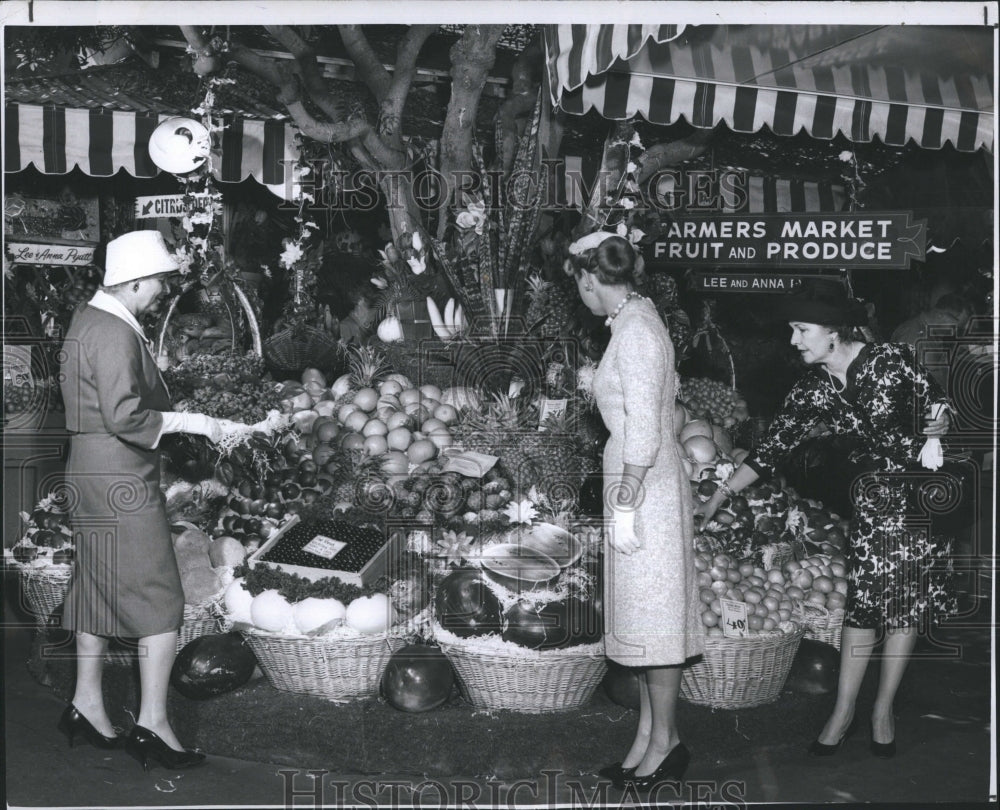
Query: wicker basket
793,603,845,651
680,626,806,709
263,326,343,376
156,282,263,359
17,564,72,627
436,633,608,714
240,627,404,701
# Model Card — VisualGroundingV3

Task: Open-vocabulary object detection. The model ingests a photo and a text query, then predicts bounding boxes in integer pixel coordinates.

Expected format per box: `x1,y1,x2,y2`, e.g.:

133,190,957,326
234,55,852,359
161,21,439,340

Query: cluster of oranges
695,550,849,635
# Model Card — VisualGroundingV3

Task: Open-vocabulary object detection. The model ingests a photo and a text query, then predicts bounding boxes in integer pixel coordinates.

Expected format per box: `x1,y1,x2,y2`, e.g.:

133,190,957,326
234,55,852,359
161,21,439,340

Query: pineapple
525,272,576,339
346,344,390,388
457,393,539,492
521,407,584,507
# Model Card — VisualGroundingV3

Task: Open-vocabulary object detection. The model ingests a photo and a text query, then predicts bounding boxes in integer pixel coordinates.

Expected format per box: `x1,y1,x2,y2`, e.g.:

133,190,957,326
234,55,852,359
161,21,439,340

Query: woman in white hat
57,230,242,771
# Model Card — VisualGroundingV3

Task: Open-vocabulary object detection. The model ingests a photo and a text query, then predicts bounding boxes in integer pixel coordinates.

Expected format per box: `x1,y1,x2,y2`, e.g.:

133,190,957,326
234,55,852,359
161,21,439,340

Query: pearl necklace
605,291,642,327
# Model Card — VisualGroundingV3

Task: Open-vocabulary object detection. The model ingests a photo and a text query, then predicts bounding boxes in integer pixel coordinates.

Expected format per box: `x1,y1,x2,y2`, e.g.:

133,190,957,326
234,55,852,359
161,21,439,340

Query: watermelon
170,632,258,700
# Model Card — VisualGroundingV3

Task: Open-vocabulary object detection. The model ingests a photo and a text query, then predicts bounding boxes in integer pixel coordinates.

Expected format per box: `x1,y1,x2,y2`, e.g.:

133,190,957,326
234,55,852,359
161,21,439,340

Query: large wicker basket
263,325,342,376
156,282,263,359
680,626,806,709
435,629,607,714
16,564,72,627
793,603,845,651
240,627,404,701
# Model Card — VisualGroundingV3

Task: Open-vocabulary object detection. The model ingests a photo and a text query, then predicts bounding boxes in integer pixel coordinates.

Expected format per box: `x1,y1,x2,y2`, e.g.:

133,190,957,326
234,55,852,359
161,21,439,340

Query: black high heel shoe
808,717,858,756
124,726,206,772
597,762,637,788
57,705,120,749
627,743,691,792
869,721,897,758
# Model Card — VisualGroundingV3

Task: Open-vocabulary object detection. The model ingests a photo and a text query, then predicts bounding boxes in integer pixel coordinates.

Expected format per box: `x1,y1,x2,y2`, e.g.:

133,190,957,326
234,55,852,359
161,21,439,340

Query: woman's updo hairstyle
566,235,645,287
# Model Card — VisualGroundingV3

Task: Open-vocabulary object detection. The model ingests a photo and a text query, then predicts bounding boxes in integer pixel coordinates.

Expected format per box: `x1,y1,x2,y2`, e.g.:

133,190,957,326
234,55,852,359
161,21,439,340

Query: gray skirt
61,434,183,637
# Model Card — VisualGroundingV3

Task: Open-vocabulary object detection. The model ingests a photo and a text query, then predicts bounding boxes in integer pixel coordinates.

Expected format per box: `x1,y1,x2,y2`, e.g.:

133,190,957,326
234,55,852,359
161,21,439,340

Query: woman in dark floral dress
696,279,953,759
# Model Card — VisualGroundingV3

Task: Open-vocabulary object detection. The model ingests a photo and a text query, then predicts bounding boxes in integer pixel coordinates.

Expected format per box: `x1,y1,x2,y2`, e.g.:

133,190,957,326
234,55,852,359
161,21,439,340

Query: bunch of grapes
165,351,265,390
679,377,750,426
177,381,281,423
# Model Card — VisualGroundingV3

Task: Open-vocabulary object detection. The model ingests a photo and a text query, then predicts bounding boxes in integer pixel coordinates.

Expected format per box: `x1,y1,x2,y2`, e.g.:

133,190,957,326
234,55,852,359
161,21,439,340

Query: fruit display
693,549,849,638
3,377,64,420
171,523,236,605
425,296,468,340
678,376,750,428
160,312,237,362
170,632,258,700
167,352,281,424
7,500,74,566
455,393,588,507
222,563,392,637
380,644,455,712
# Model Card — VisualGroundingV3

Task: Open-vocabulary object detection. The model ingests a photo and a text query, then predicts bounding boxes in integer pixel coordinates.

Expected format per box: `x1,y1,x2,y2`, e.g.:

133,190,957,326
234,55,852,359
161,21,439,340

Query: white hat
103,231,181,286
568,230,616,255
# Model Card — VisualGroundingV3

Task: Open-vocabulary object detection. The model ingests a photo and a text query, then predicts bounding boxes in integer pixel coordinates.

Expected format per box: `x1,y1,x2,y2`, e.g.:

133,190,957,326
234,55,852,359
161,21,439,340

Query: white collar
88,290,150,346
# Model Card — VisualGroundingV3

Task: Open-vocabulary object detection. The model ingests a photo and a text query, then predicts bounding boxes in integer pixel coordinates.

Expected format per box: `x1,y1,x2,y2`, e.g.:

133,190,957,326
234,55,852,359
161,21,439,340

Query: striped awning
4,102,301,199
546,25,994,153
562,156,846,212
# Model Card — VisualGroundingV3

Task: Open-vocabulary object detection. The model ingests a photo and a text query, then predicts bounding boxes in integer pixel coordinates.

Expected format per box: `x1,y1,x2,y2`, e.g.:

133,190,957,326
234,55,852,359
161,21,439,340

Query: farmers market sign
5,241,95,266
647,211,926,269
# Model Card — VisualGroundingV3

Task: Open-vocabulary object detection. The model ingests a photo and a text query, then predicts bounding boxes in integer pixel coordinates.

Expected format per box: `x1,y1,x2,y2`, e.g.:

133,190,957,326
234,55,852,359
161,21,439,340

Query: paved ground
3,564,995,808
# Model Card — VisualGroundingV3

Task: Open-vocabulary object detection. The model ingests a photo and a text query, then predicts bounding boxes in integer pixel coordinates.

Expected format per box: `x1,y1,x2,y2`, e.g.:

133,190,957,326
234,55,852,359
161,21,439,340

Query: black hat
773,278,868,327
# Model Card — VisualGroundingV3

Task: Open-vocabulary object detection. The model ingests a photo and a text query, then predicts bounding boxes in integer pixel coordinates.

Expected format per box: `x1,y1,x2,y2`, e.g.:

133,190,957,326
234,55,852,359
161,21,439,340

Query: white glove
217,419,249,435
919,403,948,471
608,505,640,555
171,412,224,443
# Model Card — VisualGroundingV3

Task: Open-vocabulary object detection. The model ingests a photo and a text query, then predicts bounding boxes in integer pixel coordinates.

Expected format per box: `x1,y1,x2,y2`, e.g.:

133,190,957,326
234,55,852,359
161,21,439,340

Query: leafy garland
233,561,383,603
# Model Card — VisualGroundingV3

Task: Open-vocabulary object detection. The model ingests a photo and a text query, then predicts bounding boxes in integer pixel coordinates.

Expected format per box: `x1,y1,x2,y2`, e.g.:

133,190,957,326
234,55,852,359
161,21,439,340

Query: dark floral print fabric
749,343,956,629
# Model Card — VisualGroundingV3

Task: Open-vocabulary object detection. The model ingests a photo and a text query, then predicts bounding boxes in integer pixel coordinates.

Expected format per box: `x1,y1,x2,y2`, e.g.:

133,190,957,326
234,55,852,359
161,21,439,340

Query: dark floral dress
748,343,956,629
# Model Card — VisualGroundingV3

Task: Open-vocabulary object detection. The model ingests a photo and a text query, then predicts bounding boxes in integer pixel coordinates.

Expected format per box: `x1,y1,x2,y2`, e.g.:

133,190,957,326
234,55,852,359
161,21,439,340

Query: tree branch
264,25,352,132
284,100,372,144
339,25,392,102
380,24,437,146
439,25,504,205
226,42,287,92
180,25,222,76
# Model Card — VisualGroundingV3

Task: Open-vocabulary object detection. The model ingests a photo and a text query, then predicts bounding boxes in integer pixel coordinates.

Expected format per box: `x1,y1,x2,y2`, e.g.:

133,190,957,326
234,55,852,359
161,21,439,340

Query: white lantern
147,117,211,175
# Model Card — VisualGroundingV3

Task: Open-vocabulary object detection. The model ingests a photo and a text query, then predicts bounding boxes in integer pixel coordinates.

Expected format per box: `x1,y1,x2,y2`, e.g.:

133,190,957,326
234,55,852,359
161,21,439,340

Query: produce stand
3,23,992,792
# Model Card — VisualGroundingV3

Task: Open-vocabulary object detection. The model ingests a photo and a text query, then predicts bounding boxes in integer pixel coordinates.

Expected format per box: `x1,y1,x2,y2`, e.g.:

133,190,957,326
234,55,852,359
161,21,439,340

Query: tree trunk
437,25,505,237
574,119,636,238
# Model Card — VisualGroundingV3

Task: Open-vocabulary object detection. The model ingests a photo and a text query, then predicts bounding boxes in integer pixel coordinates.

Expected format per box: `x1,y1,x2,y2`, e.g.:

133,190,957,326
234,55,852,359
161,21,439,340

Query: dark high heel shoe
597,762,637,788
124,726,206,772
807,717,858,756
57,705,120,749
869,721,897,758
627,743,691,792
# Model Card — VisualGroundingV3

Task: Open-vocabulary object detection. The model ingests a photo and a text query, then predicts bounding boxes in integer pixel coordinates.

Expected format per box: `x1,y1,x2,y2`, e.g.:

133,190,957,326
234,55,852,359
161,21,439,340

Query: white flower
370,276,388,289
838,150,855,163
503,499,538,525
630,131,643,148
628,227,646,244
411,231,423,252
627,161,638,175
455,200,488,235
279,241,304,270
620,197,635,210
616,221,628,237
180,216,194,234
406,255,426,275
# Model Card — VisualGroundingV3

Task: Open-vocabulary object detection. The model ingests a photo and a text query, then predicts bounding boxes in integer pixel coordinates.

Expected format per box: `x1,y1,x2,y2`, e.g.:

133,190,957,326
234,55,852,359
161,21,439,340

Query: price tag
538,398,568,429
302,534,347,560
720,598,749,638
